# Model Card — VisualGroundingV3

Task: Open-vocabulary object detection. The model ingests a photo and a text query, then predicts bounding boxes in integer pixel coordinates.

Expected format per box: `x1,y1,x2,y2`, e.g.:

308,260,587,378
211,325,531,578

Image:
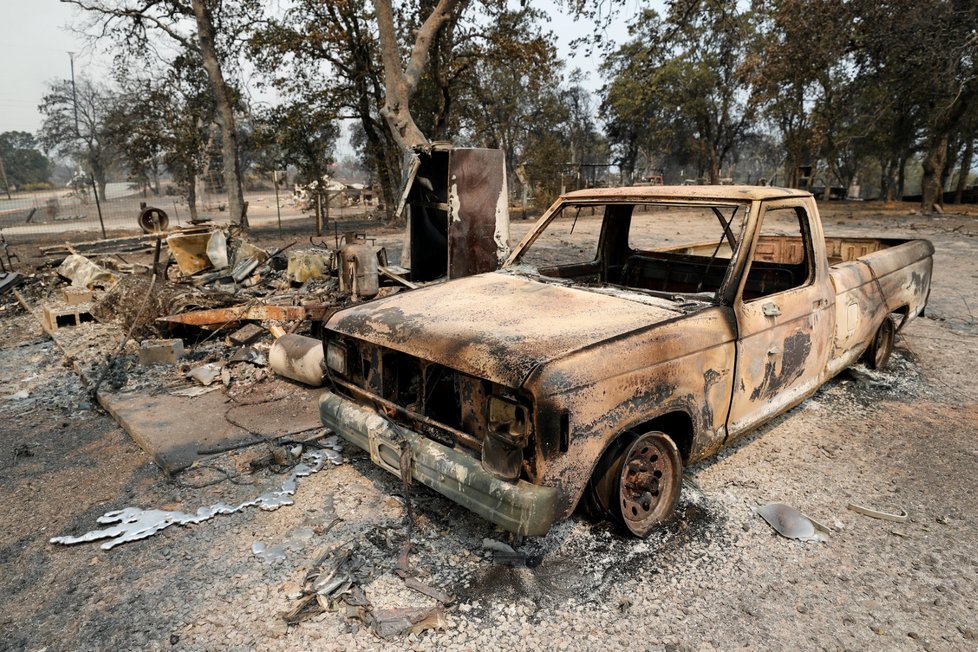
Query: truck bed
825,236,934,375
665,235,916,266
660,234,933,373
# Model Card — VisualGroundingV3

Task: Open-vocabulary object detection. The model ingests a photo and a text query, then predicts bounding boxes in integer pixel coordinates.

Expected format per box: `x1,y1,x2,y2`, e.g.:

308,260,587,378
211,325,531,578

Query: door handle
762,302,781,317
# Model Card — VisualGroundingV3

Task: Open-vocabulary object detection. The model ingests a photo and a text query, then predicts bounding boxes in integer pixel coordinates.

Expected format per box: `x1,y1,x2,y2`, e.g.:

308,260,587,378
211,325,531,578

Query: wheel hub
621,444,669,520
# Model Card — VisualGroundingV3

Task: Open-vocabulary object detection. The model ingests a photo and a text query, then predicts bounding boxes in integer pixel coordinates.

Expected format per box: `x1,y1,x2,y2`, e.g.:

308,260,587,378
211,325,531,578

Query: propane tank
338,243,380,298
268,334,325,387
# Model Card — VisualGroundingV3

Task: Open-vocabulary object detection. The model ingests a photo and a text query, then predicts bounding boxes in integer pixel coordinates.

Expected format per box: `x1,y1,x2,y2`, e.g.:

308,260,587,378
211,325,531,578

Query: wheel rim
618,433,681,534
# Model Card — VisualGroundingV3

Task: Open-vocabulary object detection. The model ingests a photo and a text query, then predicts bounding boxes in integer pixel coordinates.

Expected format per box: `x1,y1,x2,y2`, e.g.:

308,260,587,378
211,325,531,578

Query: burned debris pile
7,222,414,475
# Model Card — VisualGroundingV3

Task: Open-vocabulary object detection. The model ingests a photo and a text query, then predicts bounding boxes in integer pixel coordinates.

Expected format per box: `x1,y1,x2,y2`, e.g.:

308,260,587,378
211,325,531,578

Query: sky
0,1,113,134
0,0,651,137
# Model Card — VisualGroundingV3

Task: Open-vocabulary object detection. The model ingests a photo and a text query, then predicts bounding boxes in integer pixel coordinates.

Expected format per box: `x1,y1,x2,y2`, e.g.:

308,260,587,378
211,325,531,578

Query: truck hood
327,272,684,388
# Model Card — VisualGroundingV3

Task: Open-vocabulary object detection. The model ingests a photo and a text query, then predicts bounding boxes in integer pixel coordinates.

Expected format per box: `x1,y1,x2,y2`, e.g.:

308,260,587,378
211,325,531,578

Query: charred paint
749,331,812,401
701,368,723,428
327,272,685,389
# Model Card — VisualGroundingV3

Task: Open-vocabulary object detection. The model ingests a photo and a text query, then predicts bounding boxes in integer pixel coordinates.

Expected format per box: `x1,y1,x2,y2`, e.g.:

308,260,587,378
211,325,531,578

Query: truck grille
334,338,488,449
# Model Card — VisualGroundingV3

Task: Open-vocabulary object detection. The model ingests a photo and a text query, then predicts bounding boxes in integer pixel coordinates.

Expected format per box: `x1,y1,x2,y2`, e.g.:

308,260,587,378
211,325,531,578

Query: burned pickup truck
319,186,933,537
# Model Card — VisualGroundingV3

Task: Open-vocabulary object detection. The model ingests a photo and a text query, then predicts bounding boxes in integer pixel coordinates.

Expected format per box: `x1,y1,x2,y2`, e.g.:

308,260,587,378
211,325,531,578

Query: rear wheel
585,431,683,537
863,316,895,370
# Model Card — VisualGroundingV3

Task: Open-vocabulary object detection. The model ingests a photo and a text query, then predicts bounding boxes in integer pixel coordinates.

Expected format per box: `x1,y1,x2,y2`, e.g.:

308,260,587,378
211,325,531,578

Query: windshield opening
507,201,749,300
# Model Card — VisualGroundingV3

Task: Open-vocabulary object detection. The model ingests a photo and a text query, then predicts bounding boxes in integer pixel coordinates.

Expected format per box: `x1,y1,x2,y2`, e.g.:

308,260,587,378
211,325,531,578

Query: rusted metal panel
326,272,687,388
158,304,332,328
403,146,510,282
447,148,510,278
523,306,738,513
725,197,834,436
562,185,812,202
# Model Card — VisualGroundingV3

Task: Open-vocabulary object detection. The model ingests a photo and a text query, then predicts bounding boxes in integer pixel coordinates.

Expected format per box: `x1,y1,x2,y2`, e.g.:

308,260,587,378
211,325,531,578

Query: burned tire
863,316,895,370
584,431,637,521
585,431,683,537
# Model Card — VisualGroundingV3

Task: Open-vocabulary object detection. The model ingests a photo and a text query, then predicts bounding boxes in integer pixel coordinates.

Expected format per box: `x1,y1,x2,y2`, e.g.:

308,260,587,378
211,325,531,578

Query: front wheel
585,431,683,537
863,316,895,370
615,432,683,537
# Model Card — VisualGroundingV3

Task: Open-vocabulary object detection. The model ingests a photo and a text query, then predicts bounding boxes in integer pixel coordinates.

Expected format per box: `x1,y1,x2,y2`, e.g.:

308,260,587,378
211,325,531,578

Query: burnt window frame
738,203,817,304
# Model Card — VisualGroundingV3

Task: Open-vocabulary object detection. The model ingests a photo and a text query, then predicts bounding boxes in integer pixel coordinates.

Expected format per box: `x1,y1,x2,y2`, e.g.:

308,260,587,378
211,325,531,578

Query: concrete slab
16,290,324,475
97,380,323,474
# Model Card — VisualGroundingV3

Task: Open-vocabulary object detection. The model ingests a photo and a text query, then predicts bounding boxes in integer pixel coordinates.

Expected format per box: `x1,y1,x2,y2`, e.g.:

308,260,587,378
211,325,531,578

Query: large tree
747,0,855,189
372,0,465,151
602,1,758,184
37,77,118,201
853,0,978,211
109,50,218,218
254,99,340,235
64,0,259,225
419,6,568,197
249,0,402,221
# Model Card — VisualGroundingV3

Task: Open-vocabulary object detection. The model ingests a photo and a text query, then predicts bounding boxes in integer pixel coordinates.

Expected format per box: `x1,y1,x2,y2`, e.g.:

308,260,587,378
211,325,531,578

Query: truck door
726,200,834,439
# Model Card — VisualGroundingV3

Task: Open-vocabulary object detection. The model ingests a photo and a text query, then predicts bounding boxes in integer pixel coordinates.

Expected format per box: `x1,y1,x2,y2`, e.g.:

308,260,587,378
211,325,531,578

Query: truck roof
562,185,812,202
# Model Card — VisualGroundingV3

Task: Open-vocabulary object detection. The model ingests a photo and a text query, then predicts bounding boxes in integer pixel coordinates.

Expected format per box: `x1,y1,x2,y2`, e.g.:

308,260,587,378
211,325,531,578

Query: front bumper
319,391,560,536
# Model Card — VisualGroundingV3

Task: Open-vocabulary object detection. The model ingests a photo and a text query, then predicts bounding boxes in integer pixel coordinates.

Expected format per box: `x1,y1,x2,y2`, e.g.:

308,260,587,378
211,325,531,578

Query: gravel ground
1,203,976,651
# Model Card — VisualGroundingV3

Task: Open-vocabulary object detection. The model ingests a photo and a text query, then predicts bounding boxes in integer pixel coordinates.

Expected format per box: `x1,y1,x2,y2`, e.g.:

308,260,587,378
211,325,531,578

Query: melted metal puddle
51,450,340,550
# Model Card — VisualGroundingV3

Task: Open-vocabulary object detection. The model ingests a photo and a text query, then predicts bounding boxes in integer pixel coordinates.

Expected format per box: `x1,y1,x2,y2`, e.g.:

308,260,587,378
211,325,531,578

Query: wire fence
0,172,384,271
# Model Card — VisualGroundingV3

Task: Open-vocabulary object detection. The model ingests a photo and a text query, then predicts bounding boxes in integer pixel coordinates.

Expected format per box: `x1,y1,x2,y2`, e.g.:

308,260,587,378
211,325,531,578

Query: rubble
228,323,264,345
0,271,22,294
57,253,117,288
754,503,830,543
62,287,93,304
166,229,218,275
269,334,325,387
187,362,224,386
287,250,332,283
7,217,422,478
847,502,909,523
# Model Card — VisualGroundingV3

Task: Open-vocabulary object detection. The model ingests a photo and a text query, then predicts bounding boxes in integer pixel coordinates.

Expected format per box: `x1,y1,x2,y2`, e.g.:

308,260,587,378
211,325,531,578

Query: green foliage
601,1,758,184
249,0,400,216
105,48,223,214
0,131,52,189
253,99,340,186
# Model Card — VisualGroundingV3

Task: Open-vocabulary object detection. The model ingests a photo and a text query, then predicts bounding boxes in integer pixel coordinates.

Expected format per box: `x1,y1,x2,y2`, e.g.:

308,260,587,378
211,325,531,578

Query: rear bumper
319,390,560,536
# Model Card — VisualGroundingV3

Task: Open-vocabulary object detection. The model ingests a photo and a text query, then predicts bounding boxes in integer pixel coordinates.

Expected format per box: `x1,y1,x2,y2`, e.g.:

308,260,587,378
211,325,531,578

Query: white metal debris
252,541,288,564
50,451,339,550
754,502,829,543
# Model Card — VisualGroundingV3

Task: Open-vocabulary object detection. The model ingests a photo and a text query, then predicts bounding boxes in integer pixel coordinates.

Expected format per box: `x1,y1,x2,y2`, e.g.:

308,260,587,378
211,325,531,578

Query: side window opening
743,206,814,301
622,204,746,298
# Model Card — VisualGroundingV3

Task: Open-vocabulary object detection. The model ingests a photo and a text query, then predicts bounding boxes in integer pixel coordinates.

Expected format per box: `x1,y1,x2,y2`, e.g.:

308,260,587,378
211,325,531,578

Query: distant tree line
601,0,978,210
0,132,51,193
27,0,976,218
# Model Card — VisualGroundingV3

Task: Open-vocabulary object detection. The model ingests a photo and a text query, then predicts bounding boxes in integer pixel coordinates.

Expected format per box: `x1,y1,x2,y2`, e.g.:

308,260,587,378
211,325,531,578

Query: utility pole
68,52,80,134
68,51,106,239
0,156,11,199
